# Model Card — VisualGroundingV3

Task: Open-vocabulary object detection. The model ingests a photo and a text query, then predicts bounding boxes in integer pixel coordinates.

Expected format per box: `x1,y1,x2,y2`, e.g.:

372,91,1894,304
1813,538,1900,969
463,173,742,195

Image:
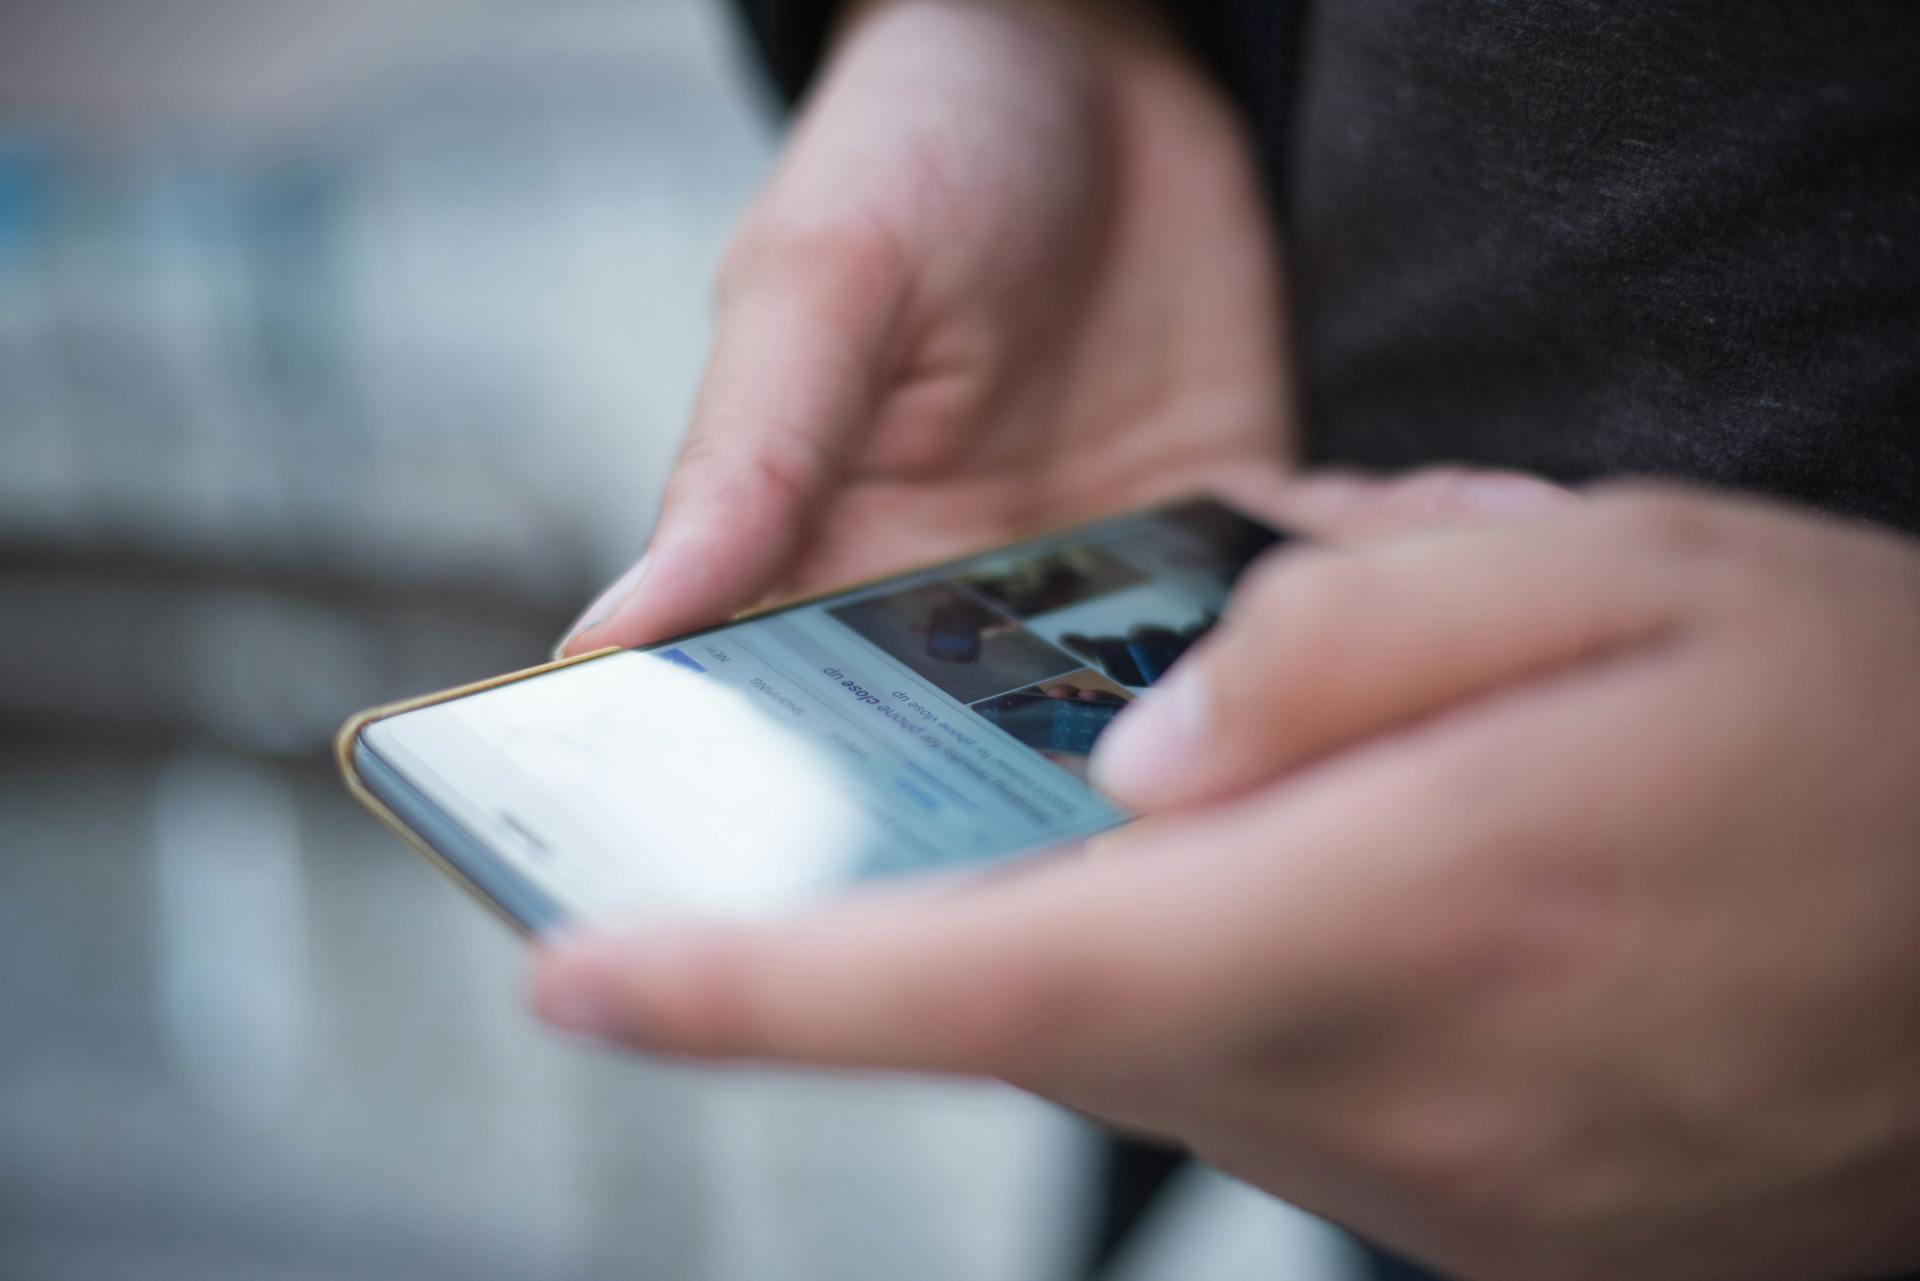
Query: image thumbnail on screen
826,499,1281,770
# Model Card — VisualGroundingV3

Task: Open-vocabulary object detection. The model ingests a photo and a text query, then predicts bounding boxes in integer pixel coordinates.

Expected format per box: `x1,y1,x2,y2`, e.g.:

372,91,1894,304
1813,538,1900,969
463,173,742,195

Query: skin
537,1,1920,1277
556,0,1292,653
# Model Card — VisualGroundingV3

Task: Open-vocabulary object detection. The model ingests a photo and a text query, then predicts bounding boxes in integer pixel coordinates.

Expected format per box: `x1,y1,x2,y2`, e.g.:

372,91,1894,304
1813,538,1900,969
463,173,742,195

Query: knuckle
931,951,1099,1071
676,412,833,511
714,211,901,310
742,432,832,511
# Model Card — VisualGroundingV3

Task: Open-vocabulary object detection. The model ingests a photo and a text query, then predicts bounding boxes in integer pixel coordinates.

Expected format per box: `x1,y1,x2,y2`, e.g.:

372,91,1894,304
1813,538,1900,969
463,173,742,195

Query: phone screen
358,498,1283,930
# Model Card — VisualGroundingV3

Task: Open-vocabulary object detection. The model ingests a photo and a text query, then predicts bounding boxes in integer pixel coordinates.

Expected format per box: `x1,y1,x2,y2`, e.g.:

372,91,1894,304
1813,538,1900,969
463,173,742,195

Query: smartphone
338,497,1287,934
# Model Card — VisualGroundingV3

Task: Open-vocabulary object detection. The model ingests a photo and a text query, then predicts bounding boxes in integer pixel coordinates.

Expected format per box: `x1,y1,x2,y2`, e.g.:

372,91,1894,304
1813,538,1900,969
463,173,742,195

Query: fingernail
553,552,652,660
1452,474,1573,514
1088,662,1210,799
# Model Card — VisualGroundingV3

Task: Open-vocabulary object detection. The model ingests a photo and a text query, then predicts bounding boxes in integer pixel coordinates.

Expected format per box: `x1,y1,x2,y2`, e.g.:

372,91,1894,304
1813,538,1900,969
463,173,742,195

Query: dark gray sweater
733,0,1920,535
732,10,1920,1278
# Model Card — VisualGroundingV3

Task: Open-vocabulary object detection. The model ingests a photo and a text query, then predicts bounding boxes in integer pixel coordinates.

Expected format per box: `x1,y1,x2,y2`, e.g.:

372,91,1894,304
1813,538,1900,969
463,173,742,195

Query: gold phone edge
333,645,625,939
332,491,1242,931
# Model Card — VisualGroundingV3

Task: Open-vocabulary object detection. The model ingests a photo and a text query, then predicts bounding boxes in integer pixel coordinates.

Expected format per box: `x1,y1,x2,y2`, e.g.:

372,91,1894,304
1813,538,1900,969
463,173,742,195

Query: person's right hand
537,473,1920,1281
559,0,1291,656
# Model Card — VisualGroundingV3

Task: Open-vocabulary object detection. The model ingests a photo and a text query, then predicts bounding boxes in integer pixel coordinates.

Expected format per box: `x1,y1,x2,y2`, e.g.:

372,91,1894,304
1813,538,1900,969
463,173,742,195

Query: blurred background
0,2,1356,1277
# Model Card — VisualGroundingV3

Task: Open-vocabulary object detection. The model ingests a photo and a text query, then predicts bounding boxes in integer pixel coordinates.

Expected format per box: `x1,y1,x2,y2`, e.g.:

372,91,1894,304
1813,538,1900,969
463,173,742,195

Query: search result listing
644,604,1124,876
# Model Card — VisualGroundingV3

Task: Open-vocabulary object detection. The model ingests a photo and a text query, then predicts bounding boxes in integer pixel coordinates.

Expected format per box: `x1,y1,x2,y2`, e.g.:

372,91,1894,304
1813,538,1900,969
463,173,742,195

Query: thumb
559,226,906,656
1088,504,1670,812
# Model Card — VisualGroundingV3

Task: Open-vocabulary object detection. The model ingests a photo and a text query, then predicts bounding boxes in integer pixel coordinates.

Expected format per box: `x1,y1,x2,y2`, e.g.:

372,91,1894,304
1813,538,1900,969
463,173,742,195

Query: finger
527,633,1674,1078
1089,501,1680,811
529,795,1394,1074
559,224,907,656
1269,467,1575,542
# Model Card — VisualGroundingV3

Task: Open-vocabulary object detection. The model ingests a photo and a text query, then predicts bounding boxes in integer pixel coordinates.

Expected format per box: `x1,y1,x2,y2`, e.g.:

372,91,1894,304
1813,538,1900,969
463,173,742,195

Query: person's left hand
532,477,1920,1281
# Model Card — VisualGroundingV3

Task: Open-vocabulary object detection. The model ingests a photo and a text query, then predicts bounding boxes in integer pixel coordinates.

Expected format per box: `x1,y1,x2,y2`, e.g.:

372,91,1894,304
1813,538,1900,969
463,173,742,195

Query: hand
558,0,1290,655
535,477,1920,1281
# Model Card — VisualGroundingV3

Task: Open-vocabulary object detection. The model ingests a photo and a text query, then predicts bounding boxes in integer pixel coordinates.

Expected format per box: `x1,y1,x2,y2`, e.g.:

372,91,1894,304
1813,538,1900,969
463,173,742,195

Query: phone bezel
335,495,1283,937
